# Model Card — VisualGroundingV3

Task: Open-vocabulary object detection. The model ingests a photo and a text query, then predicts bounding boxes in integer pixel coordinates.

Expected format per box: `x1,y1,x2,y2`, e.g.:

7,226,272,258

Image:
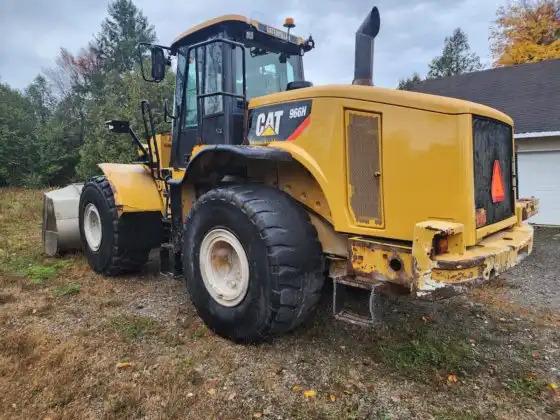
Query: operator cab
156,15,314,167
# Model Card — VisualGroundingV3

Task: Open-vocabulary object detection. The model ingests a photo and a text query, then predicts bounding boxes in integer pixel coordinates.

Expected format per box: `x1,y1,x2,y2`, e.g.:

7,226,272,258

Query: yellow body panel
98,163,164,213
155,133,172,169
257,85,501,246
159,84,534,298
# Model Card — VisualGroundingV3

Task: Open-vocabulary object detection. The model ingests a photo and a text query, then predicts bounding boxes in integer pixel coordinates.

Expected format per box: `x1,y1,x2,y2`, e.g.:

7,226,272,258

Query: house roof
410,59,560,135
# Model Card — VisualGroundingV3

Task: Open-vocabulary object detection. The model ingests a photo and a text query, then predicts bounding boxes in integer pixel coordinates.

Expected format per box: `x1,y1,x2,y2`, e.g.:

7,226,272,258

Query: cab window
235,49,299,99
203,43,223,115
184,52,199,128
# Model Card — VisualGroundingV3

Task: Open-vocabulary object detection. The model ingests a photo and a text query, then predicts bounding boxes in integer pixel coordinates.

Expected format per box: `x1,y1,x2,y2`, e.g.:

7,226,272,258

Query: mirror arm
163,98,176,123
128,127,149,160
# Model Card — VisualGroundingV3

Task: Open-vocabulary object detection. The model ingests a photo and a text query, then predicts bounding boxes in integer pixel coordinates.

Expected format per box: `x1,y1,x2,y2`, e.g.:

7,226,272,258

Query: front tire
79,176,150,275
183,184,324,343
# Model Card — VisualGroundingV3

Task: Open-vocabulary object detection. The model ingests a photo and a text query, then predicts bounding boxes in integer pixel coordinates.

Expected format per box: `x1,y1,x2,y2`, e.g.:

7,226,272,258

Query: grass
0,293,16,305
505,375,546,398
109,314,158,340
0,188,74,285
26,264,59,284
1,187,558,419
54,282,81,297
374,325,476,381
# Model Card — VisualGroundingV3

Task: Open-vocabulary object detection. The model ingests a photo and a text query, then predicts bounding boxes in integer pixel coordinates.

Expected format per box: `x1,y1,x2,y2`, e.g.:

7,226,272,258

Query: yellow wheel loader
43,7,538,342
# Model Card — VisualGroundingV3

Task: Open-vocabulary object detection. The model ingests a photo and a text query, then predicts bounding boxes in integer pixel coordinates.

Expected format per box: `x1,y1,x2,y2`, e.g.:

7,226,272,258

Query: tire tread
82,176,149,275
186,184,324,339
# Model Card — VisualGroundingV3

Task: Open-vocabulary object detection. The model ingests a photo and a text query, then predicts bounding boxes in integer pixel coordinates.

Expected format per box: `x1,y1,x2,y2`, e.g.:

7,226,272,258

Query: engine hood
248,84,513,126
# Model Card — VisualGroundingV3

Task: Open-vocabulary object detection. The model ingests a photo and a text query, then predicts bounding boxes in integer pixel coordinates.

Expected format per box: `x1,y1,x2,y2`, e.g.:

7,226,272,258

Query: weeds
26,264,58,284
23,260,72,284
374,326,476,381
191,323,208,340
505,375,545,398
110,314,157,340
54,282,81,297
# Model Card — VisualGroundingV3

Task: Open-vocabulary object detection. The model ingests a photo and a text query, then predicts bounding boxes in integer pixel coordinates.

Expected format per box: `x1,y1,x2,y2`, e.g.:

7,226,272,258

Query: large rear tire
79,176,150,275
183,184,325,343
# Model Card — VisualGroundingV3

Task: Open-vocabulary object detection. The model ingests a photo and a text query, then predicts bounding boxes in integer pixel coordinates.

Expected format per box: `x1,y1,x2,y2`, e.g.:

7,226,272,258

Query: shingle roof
410,59,560,134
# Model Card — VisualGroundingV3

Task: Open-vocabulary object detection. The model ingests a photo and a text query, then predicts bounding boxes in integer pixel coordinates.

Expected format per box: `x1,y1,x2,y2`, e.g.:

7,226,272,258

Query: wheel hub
83,203,102,251
199,228,249,307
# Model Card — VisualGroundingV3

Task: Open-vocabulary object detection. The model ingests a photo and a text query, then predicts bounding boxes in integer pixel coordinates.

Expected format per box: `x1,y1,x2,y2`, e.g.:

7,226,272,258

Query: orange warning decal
491,160,505,203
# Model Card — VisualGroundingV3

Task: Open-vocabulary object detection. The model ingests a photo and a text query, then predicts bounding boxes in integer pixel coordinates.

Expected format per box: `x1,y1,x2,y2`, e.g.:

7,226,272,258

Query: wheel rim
199,228,249,307
83,203,102,251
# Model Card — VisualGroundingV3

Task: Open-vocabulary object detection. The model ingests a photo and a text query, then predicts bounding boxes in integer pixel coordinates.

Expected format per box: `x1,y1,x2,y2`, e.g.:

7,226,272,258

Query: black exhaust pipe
353,6,380,86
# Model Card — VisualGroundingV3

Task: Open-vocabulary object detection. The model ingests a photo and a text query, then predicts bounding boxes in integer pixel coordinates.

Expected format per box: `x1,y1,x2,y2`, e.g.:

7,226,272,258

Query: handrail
140,100,163,180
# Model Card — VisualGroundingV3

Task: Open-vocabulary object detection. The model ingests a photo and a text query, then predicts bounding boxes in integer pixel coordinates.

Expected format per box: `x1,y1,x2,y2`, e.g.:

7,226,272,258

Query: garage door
517,151,560,225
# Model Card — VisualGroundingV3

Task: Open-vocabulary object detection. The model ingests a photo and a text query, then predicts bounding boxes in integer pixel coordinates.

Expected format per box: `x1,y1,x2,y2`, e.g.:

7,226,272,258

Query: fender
181,144,293,184
98,163,164,213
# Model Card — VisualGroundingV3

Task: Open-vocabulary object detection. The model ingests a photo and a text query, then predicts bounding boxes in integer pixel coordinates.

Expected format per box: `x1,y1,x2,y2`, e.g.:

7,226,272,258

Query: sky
0,0,506,90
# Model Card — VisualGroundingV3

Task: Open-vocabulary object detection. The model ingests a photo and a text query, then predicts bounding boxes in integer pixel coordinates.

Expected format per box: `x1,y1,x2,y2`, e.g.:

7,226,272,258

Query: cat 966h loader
43,7,538,342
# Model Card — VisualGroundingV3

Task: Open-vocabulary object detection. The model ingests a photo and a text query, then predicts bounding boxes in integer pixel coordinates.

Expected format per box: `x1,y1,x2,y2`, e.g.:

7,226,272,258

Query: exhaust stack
352,6,380,86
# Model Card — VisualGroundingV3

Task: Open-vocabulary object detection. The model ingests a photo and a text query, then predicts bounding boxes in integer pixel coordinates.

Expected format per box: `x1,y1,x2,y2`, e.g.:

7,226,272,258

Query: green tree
25,75,54,124
0,0,173,187
76,68,174,178
95,0,156,73
427,28,482,78
397,72,423,90
0,82,38,186
75,0,173,179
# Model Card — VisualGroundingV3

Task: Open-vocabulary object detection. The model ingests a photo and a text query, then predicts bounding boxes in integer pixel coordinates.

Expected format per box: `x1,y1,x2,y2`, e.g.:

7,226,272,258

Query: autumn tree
427,28,482,78
491,0,560,66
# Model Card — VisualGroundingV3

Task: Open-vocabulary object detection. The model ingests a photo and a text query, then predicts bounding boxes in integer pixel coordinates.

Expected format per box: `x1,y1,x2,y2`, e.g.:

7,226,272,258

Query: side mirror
151,46,166,82
105,120,130,134
138,43,171,82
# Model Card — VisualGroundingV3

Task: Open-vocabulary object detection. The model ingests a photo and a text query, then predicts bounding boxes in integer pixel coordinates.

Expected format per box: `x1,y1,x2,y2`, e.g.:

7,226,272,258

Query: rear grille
346,111,382,225
473,116,514,227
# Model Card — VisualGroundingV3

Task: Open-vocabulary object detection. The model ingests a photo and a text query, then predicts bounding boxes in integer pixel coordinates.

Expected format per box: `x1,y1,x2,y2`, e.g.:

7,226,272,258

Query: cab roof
171,14,305,50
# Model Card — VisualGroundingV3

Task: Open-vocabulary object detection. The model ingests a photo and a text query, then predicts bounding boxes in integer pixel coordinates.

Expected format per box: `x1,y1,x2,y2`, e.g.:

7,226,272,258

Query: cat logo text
255,110,284,137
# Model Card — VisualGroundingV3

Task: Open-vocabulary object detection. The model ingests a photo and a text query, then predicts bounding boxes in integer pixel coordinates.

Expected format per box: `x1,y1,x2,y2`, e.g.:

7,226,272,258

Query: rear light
433,235,449,255
491,160,505,203
476,207,487,228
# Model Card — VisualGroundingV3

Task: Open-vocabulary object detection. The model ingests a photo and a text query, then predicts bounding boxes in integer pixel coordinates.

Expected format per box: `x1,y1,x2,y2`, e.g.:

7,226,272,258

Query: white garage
516,134,560,225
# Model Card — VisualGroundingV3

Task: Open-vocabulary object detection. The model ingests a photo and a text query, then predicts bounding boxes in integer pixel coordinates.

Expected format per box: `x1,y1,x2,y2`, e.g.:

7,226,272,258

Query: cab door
171,40,246,168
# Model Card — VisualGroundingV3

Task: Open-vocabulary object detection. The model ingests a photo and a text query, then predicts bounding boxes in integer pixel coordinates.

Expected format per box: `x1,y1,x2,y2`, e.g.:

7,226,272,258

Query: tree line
0,0,558,187
398,0,559,89
0,0,173,187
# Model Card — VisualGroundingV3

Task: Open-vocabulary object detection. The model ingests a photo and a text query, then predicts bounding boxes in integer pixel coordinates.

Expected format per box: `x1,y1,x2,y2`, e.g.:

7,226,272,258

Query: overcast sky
1,0,505,90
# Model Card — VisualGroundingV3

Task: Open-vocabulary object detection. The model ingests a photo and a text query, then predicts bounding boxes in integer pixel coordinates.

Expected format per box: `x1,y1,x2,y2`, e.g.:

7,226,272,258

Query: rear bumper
416,223,533,299
413,197,538,299
516,197,539,221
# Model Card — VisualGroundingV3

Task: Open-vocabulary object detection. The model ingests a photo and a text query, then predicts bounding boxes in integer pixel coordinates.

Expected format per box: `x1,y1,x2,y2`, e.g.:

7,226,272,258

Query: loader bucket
42,184,84,256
